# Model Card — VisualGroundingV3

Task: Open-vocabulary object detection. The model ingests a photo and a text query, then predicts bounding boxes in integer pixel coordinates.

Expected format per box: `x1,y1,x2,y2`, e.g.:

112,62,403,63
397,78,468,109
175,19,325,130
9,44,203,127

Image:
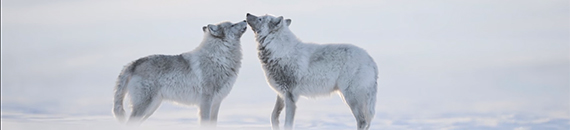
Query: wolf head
202,20,248,40
245,13,291,36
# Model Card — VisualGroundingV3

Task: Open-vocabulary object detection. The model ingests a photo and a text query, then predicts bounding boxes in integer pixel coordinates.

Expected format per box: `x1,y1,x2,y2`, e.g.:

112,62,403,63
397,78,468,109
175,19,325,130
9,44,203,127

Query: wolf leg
199,95,213,127
271,95,285,130
209,100,222,127
339,87,373,130
139,96,162,122
283,92,298,130
127,93,161,125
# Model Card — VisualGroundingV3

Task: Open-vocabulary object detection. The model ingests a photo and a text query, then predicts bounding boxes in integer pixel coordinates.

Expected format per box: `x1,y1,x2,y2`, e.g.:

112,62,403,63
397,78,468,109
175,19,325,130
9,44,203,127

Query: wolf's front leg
271,95,285,130
209,100,222,127
283,92,298,130
199,95,213,128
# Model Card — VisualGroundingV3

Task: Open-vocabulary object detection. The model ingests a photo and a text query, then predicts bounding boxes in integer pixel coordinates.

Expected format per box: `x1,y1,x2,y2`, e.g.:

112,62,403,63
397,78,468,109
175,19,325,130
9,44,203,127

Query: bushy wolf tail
113,63,135,123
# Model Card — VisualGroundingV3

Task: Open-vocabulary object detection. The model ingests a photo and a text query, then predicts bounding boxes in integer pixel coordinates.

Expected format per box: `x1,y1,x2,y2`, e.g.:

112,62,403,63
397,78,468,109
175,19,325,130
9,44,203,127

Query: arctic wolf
246,13,378,130
113,20,247,127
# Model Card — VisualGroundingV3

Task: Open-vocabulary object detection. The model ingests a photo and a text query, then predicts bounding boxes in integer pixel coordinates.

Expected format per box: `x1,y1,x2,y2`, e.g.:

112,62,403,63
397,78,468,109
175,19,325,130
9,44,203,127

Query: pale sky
2,0,569,129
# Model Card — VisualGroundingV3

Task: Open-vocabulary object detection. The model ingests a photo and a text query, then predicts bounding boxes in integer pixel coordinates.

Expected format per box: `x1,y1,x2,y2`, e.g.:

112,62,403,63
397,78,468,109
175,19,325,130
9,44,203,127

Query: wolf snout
246,13,256,21
239,20,247,25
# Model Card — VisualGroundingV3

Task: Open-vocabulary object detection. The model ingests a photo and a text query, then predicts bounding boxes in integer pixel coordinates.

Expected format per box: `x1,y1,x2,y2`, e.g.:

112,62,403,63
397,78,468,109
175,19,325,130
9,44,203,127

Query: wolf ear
202,26,207,32
285,19,292,26
207,24,222,36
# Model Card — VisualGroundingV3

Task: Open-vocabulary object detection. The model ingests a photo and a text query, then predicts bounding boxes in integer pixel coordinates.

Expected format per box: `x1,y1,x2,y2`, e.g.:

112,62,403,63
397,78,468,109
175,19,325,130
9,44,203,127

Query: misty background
2,0,569,129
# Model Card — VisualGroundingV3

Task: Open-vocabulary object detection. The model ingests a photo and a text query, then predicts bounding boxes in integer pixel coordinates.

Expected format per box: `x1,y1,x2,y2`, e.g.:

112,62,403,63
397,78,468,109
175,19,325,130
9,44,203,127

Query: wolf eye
258,18,261,21
231,24,235,27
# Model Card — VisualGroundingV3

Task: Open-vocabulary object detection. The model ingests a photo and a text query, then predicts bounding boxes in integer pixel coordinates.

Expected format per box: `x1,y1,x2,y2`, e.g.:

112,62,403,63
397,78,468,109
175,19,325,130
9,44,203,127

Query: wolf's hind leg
127,91,162,125
339,86,374,130
139,96,162,121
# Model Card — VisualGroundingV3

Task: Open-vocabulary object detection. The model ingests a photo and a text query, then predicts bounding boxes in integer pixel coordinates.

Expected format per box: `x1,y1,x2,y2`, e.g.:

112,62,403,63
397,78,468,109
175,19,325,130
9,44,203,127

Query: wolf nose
242,20,246,22
246,13,251,16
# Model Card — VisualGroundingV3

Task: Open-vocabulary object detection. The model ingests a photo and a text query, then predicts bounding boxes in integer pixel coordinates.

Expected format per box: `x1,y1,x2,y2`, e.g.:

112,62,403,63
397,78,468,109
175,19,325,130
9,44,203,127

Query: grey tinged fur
257,40,297,91
130,55,192,75
113,21,247,127
249,14,297,91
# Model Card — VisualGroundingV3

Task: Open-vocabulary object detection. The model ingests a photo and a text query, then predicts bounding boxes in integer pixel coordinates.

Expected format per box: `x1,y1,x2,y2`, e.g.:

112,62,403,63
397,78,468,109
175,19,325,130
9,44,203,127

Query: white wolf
246,13,378,130
113,20,247,127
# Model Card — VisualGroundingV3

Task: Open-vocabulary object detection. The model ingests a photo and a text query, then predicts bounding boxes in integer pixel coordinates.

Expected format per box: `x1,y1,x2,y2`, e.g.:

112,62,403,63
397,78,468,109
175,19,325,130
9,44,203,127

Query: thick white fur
113,21,247,128
246,13,378,130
